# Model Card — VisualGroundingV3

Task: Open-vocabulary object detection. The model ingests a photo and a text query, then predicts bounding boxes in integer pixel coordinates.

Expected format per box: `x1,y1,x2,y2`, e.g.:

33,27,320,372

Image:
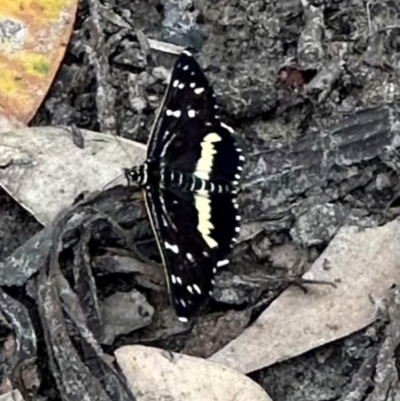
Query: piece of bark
298,0,325,68
0,182,147,288
243,103,400,243
210,220,400,374
365,288,400,401
0,185,156,398
0,290,36,392
86,0,118,133
35,203,137,401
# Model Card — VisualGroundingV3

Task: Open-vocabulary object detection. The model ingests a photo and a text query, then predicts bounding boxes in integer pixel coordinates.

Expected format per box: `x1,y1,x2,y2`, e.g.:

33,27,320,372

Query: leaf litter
1,0,400,400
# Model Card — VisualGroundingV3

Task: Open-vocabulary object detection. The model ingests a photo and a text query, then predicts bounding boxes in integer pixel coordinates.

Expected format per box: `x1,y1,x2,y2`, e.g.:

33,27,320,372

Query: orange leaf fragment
0,0,78,128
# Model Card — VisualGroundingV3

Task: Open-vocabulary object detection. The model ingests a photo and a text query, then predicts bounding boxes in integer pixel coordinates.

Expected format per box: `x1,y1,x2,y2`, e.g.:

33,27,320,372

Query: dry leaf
210,221,400,373
0,390,24,401
0,126,146,225
0,0,78,126
115,345,273,401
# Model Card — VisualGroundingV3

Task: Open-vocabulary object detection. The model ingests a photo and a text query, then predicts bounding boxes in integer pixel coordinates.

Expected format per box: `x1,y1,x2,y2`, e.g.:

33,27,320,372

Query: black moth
125,50,245,322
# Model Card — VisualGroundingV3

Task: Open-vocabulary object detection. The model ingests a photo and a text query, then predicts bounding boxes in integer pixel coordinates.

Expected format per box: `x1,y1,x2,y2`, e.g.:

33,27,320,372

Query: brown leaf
0,0,78,126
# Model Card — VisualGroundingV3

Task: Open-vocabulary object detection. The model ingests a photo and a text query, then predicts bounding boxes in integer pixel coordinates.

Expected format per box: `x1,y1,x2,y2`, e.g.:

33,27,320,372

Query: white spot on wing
193,284,201,294
236,215,241,221
220,122,234,134
165,241,179,254
190,82,196,88
183,65,189,71
172,79,179,87
187,285,193,294
177,276,183,285
171,275,177,284
180,298,187,307
166,109,181,118
217,259,229,267
194,87,205,94
235,174,241,179
235,227,240,232
178,316,188,323
186,253,194,262
178,83,185,89
188,109,196,118
239,155,245,161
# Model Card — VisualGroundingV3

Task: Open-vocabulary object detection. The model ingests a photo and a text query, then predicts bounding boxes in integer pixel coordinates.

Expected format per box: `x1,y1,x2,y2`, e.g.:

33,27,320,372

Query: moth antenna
112,107,136,166
101,171,125,191
100,107,138,191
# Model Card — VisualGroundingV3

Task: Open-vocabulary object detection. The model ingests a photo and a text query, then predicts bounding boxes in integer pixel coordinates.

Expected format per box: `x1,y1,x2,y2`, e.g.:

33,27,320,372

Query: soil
2,0,400,400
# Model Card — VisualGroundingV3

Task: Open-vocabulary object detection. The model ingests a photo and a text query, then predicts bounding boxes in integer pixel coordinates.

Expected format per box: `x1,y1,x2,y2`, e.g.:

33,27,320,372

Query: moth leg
239,271,337,293
285,277,337,292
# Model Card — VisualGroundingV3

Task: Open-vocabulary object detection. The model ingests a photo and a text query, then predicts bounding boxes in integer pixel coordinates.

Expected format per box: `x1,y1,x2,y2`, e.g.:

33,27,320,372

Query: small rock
238,221,264,242
113,49,147,69
151,66,171,83
251,235,271,260
269,243,305,274
100,290,154,344
375,173,391,191
213,273,254,306
291,202,347,246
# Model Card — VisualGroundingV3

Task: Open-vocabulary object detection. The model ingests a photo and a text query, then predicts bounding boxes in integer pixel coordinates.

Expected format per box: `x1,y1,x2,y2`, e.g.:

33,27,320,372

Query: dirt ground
2,0,400,400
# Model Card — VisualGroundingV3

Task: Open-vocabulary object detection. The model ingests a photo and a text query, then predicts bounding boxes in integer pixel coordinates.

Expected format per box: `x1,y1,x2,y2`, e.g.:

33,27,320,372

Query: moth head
124,164,147,186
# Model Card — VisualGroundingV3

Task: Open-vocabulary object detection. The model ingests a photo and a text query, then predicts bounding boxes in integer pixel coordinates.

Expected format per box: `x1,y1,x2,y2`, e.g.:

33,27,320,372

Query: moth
125,50,245,322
